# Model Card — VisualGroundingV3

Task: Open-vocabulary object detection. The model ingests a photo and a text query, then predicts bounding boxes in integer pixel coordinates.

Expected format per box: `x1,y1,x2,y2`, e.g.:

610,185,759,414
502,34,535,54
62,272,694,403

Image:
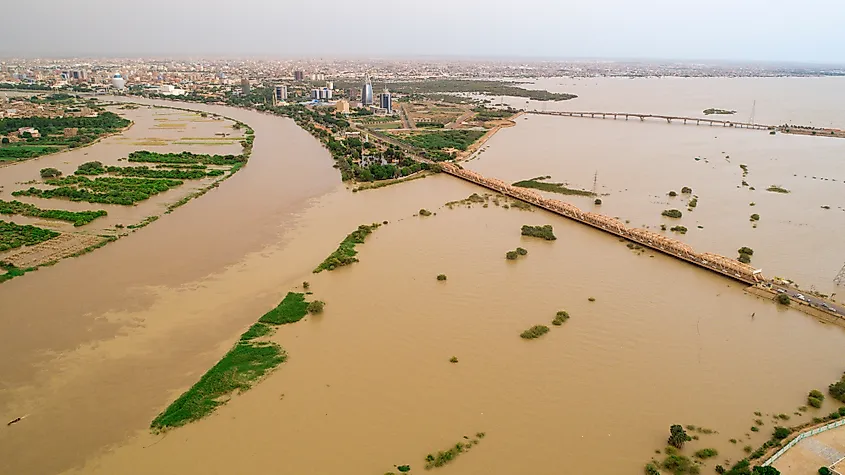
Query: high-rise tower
361,74,374,106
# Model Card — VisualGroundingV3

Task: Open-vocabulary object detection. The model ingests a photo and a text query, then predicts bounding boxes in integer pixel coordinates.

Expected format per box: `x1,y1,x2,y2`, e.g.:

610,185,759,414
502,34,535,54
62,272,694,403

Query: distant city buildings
361,74,373,106
293,70,304,81
379,88,392,113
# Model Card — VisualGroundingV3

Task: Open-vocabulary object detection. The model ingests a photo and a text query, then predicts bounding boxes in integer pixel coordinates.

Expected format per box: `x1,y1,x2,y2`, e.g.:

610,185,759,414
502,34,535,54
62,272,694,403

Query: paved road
770,284,845,316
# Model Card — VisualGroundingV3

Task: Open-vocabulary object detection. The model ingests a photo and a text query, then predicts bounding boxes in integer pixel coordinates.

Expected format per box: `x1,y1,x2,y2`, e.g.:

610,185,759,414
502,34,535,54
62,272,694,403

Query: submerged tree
667,424,692,449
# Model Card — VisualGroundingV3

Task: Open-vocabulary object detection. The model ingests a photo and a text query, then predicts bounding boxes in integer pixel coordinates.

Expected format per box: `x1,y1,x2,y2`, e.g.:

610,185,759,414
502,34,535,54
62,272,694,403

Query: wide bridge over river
439,163,764,285
529,110,773,130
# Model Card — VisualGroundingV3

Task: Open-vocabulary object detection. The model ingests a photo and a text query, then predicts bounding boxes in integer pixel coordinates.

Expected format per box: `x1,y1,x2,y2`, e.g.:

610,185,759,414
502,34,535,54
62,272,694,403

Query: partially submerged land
151,292,313,431
0,94,131,162
0,104,253,283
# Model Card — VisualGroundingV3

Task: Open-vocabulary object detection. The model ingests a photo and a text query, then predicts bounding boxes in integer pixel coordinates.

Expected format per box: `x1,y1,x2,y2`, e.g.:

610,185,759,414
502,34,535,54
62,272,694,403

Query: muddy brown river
1,80,845,475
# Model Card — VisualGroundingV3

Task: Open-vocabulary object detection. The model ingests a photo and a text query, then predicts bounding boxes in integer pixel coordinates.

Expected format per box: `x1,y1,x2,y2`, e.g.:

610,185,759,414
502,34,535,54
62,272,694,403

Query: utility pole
835,262,845,286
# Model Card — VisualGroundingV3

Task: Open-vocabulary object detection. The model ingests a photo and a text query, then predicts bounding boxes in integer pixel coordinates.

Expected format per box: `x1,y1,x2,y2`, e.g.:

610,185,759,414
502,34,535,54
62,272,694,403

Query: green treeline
314,223,381,273
0,199,107,226
0,220,60,252
76,163,220,180
150,292,313,431
128,150,246,166
13,176,184,205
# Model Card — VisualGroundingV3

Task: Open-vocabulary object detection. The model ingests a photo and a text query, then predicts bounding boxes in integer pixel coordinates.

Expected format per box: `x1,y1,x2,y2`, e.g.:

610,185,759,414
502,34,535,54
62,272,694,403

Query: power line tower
835,262,845,286
749,100,756,124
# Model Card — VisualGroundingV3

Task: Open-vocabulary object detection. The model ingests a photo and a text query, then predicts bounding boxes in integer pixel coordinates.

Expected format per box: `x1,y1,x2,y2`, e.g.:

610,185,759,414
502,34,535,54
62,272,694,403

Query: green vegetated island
512,176,595,197
151,291,322,431
314,223,381,272
0,111,130,161
521,224,556,240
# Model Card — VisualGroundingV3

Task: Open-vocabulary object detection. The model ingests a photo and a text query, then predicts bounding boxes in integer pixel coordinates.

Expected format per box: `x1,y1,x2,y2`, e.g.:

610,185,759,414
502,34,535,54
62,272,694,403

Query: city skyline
2,0,844,64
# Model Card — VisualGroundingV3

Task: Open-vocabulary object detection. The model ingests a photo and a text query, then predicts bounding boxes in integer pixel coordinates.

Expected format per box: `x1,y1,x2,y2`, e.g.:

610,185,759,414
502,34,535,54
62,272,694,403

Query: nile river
1,78,845,475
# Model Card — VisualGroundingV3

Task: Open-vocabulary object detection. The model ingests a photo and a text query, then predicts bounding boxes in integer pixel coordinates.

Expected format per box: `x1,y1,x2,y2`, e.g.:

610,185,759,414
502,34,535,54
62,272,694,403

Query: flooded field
2,79,845,475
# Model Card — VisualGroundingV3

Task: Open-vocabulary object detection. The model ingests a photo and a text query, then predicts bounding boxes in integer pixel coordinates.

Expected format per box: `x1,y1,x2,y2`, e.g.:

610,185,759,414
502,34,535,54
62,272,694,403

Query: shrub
777,294,791,305
772,426,791,440
662,209,683,218
662,454,693,473
505,250,519,260
552,311,569,326
419,208,432,216
830,376,845,403
76,160,105,174
307,300,325,315
39,167,62,178
694,448,718,459
520,325,550,339
437,274,447,281
809,397,823,408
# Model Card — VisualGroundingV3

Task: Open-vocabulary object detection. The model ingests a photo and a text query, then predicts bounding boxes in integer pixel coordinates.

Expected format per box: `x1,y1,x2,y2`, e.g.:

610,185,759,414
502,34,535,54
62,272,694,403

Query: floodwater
1,80,844,475
481,76,845,294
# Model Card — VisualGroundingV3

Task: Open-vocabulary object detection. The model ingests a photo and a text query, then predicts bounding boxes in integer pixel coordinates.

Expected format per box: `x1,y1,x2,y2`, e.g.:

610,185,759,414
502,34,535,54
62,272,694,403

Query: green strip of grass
150,292,311,431
314,223,381,273
0,199,107,226
258,292,309,325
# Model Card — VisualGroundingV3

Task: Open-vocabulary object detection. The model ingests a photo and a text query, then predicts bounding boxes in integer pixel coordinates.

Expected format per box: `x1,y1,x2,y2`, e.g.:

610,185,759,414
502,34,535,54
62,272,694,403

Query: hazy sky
2,0,844,63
